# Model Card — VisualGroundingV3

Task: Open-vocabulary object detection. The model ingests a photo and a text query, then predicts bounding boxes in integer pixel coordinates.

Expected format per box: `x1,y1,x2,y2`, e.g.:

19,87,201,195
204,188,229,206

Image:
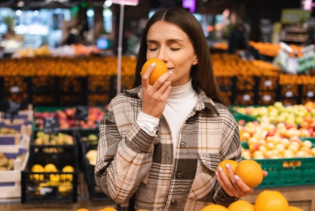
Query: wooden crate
0,136,29,199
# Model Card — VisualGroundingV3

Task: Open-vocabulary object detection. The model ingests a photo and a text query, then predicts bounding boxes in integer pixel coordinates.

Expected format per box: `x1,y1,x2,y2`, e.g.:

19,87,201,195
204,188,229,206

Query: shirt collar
124,86,219,116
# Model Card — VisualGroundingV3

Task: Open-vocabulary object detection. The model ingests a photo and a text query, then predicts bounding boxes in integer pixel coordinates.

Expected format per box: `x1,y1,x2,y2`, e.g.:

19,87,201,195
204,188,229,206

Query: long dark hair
133,8,226,106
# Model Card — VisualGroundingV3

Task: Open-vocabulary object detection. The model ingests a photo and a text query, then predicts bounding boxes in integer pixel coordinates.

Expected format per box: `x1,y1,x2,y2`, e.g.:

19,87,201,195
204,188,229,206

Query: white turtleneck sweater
137,80,198,156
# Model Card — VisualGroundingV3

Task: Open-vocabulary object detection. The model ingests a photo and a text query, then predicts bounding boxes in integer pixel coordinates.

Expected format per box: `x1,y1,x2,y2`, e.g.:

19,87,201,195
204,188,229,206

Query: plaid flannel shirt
95,86,241,211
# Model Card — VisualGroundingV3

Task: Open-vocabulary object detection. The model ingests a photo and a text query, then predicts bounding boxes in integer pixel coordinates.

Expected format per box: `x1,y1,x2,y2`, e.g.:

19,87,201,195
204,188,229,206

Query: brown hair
133,8,226,106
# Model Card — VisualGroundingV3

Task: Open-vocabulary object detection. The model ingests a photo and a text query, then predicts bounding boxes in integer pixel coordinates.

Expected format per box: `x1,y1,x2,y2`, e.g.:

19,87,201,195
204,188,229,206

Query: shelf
281,37,307,43
284,28,308,33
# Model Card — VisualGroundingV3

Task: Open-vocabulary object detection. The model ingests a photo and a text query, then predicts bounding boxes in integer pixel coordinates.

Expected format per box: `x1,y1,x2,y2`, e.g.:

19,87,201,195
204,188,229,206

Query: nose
156,47,168,63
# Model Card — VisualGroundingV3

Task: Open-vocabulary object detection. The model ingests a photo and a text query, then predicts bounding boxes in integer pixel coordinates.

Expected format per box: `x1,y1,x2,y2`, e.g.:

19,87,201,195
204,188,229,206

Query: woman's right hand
141,63,172,118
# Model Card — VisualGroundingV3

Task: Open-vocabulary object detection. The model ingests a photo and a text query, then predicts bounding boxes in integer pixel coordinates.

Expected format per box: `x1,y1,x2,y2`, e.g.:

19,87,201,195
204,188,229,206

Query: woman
95,8,262,211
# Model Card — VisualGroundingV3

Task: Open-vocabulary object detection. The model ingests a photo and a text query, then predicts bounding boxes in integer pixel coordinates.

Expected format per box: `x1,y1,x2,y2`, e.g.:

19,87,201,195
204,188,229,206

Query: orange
201,204,228,211
44,163,57,172
255,190,289,211
217,160,238,180
76,209,89,211
288,206,304,211
136,210,150,211
98,208,117,211
235,160,263,187
141,58,168,85
228,200,255,211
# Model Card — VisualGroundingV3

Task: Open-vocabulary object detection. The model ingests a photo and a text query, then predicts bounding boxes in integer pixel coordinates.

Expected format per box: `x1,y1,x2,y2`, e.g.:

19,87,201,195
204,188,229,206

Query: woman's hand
216,163,268,198
141,63,172,118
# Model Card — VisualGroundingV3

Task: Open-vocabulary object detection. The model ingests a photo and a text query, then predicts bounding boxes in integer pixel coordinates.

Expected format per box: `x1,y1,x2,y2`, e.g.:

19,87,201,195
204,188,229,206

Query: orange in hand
235,160,263,188
216,160,238,180
141,58,168,85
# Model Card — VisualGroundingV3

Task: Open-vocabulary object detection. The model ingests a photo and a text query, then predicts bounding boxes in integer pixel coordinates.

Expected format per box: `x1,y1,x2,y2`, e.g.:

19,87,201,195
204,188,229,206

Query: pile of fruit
201,190,304,211
211,54,280,77
249,41,302,57
235,101,315,127
34,132,74,146
35,107,105,129
30,163,75,196
0,56,136,76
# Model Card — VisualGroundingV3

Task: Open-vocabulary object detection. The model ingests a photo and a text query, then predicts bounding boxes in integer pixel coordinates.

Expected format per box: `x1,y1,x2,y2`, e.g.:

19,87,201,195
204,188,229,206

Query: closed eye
148,48,157,51
171,48,180,51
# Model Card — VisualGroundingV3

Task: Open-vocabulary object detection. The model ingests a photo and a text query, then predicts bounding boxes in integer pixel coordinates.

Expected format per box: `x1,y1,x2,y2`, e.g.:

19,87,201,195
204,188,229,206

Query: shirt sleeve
136,111,160,136
94,101,159,205
213,112,242,206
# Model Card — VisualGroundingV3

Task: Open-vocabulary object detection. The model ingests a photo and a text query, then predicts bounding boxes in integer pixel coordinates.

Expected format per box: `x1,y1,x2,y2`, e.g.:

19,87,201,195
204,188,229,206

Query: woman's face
146,21,198,86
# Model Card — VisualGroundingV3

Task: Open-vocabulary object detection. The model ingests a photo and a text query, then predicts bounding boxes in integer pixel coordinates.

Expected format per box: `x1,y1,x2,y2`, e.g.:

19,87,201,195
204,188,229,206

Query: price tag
74,106,89,122
263,95,271,101
243,94,250,101
307,91,314,97
285,91,293,97
43,116,59,135
264,80,272,87
10,86,19,93
40,187,53,195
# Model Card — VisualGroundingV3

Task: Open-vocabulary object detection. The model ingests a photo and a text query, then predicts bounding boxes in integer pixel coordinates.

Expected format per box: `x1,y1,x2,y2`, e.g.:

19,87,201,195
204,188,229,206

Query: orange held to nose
235,159,263,188
141,58,168,85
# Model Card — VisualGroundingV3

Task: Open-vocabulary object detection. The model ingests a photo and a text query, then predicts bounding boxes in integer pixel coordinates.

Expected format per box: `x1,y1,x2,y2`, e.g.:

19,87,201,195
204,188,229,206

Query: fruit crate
21,160,78,203
216,76,236,92
258,76,279,91
234,91,256,105
75,130,107,201
235,76,257,91
0,77,31,109
0,105,33,122
88,75,111,93
30,130,77,168
0,137,29,199
33,106,105,131
31,76,57,94
220,91,234,105
232,112,258,124
88,93,110,106
257,91,277,105
241,140,315,188
22,130,78,203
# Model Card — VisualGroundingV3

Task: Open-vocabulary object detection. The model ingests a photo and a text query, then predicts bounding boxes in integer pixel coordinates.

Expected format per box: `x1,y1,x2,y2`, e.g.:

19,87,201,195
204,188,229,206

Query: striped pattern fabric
95,86,241,211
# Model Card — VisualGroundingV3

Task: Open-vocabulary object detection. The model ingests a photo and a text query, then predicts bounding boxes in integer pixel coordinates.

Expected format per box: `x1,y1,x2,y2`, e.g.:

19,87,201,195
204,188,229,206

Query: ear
192,56,198,65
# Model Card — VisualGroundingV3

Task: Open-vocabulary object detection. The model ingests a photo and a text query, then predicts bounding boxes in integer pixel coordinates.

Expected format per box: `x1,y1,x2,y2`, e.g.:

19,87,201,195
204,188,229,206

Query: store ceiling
0,0,85,8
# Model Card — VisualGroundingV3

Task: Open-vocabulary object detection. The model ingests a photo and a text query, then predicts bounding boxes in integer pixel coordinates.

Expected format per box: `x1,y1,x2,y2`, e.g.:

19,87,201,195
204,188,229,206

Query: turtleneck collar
167,80,196,102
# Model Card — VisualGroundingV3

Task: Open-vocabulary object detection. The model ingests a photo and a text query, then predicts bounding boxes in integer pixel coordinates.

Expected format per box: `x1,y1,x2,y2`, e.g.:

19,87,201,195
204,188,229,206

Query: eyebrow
147,39,184,44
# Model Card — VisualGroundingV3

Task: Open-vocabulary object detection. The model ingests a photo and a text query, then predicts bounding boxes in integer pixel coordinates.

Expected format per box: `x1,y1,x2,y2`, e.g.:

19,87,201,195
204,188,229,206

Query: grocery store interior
1,0,315,211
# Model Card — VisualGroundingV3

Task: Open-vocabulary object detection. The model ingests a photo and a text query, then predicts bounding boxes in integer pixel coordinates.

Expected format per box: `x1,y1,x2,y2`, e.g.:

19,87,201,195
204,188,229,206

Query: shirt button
180,142,186,148
171,199,177,205
176,172,182,179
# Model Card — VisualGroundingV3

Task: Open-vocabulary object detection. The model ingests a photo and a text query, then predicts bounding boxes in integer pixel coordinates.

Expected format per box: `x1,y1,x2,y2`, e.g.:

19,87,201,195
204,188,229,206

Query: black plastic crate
216,76,236,92
88,93,110,106
258,76,279,91
30,130,78,169
22,130,79,203
235,76,257,91
234,91,255,105
88,75,111,93
31,76,57,94
257,91,277,105
21,169,78,203
75,130,107,201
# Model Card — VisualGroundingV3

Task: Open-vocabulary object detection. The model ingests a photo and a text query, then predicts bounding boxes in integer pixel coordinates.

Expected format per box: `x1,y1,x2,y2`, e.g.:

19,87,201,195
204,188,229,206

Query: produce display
34,107,105,129
235,101,315,127
34,132,74,145
0,153,14,171
12,44,101,58
29,163,75,196
249,41,302,57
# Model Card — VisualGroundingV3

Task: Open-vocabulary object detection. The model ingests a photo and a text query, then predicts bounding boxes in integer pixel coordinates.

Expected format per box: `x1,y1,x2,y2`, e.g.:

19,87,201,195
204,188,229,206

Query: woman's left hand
216,163,268,198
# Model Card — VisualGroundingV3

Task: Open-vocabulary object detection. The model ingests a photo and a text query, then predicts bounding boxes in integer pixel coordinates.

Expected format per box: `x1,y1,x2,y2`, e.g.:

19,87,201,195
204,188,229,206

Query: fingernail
150,62,156,67
168,70,173,74
219,167,223,172
226,163,230,168
215,172,218,176
235,175,239,181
